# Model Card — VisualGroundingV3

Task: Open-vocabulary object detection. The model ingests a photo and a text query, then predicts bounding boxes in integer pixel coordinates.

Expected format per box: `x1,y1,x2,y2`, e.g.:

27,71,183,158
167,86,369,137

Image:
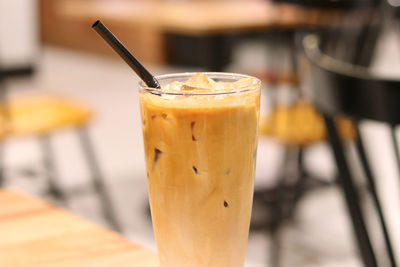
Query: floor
2,33,400,266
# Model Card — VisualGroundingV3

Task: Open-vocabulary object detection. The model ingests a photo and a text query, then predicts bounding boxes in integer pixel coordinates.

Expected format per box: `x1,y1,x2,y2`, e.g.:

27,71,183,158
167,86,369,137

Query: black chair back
305,35,400,124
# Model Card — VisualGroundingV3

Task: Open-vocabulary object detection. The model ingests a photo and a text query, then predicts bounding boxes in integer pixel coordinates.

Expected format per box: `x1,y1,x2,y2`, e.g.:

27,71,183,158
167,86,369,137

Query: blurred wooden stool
253,99,356,265
0,93,121,232
1,94,91,136
260,100,355,146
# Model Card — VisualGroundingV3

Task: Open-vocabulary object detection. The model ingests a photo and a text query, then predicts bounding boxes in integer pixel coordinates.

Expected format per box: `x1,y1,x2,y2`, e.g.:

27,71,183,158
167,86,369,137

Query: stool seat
260,101,355,146
0,94,92,136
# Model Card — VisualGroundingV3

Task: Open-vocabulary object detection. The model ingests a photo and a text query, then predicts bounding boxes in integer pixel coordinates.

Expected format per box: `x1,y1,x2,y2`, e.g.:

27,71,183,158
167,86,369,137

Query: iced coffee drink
139,73,260,267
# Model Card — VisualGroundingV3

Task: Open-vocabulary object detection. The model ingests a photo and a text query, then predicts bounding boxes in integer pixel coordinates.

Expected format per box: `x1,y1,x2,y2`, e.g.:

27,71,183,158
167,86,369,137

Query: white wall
0,0,38,68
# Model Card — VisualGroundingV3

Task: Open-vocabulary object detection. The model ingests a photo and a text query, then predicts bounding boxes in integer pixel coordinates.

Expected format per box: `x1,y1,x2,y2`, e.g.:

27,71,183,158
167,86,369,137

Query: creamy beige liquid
140,73,260,267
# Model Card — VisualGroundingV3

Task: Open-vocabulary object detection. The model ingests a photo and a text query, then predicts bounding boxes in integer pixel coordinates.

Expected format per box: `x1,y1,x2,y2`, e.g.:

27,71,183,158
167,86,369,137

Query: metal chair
253,1,385,266
302,33,399,267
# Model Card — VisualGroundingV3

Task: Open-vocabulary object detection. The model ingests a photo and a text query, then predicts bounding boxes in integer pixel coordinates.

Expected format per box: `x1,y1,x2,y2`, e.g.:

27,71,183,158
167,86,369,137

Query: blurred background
1,0,400,266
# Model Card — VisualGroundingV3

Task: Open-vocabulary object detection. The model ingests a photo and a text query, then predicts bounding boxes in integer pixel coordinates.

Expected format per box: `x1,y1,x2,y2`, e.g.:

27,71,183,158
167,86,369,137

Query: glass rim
138,72,261,96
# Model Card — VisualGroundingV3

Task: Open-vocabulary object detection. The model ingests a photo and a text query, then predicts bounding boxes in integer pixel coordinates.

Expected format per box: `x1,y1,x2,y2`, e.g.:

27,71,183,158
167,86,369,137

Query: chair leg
76,126,122,232
269,146,300,267
268,155,287,267
0,144,5,187
269,226,282,267
40,135,66,203
289,147,306,215
390,126,400,180
355,126,398,267
323,115,378,267
0,78,9,188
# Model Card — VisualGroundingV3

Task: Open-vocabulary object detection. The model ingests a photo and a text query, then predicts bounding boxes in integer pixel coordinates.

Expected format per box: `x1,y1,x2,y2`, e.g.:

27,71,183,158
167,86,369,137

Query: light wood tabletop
0,189,159,267
40,0,347,64
58,0,344,35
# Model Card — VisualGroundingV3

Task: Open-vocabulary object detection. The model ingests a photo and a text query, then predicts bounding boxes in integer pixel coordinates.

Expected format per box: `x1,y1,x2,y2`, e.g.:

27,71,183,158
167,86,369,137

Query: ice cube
181,84,199,91
185,73,216,89
231,77,257,89
164,81,184,91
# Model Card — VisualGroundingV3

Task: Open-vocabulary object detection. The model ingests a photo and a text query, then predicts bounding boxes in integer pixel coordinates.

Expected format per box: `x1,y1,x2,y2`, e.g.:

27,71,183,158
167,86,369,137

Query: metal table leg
0,76,8,187
40,135,66,202
76,126,122,232
323,115,377,267
390,126,400,181
355,125,397,267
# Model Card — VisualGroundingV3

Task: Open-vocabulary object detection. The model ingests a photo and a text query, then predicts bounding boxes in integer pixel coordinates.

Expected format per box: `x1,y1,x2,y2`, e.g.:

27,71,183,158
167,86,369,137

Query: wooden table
40,0,345,65
0,189,159,267
57,0,343,35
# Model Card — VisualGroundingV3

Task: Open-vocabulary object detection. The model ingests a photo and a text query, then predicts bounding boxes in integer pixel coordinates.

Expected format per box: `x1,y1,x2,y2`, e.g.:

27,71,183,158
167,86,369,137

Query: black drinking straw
92,20,161,89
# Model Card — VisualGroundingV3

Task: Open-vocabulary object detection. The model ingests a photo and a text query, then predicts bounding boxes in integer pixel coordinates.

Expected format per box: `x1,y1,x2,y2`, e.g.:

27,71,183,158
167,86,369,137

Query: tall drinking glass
139,72,261,267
